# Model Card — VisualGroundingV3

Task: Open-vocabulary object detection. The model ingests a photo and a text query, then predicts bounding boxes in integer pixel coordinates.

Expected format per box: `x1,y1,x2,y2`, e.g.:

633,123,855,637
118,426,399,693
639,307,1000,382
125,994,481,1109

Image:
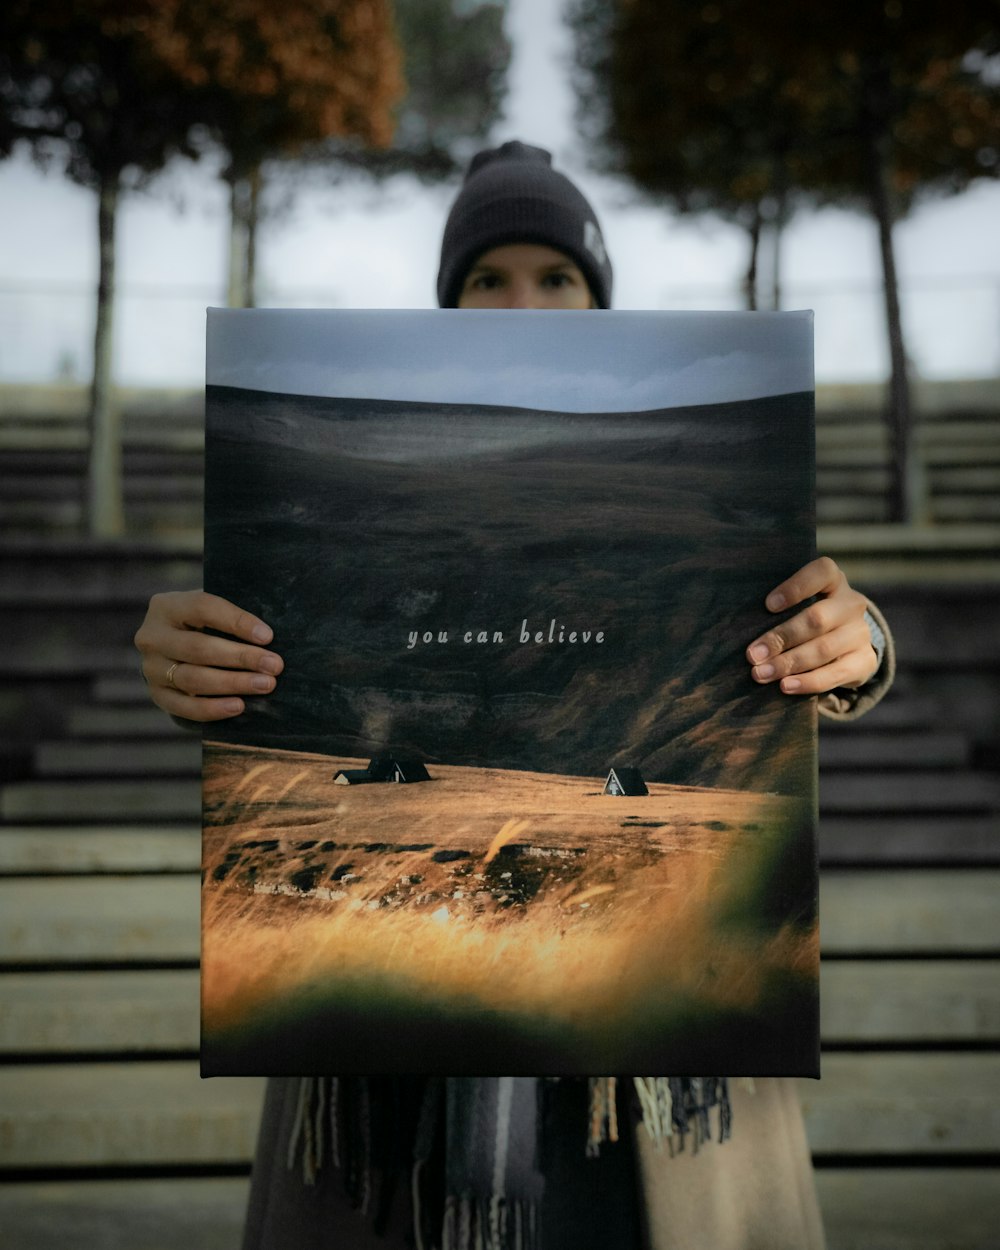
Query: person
135,141,895,1249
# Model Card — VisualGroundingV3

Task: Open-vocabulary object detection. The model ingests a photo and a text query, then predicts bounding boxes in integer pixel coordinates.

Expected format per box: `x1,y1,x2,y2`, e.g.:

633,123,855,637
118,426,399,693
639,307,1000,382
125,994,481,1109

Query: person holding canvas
136,141,894,1249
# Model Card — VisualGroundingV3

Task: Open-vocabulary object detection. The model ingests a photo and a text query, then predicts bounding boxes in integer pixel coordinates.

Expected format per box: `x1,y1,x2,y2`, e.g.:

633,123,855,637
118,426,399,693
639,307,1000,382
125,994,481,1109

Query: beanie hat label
583,220,607,268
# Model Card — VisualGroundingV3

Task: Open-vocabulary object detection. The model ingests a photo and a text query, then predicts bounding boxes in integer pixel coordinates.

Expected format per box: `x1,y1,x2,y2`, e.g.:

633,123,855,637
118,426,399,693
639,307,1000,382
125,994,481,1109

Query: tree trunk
227,176,249,308
743,205,762,311
245,165,262,308
862,92,919,524
227,168,264,308
86,174,124,537
767,194,787,311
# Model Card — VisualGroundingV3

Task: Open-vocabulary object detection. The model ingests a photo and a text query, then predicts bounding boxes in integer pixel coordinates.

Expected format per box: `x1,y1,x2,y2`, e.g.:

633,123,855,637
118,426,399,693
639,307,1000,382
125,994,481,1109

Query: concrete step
0,449,203,476
2,577,200,611
934,465,1000,490
0,778,201,823
0,383,204,421
11,1172,991,1250
0,876,199,963
0,474,203,501
0,825,199,874
0,1177,250,1250
816,467,891,493
817,1169,1000,1250
818,523,1000,558
93,673,151,703
0,1063,264,1168
816,463,1000,494
0,546,202,606
34,740,201,778
819,960,1000,1045
817,443,1000,467
67,705,183,736
819,869,999,954
817,494,1000,524
818,771,1000,813
815,418,1000,448
23,527,200,560
818,731,969,769
816,497,890,524
0,500,202,536
932,494,1000,521
860,590,1000,666
0,426,204,452
835,693,944,729
819,814,1000,865
7,645,136,679
819,529,1000,585
0,1054,994,1168
801,1053,1000,1154
0,970,199,1053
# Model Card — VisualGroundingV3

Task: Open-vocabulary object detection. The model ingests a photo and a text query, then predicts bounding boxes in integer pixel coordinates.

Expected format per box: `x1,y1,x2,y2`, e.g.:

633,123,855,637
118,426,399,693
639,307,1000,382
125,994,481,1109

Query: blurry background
1,1,998,1247
2,0,999,387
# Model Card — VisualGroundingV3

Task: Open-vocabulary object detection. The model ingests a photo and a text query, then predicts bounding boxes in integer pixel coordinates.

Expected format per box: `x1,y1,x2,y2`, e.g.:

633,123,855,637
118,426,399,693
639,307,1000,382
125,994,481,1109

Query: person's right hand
134,590,284,722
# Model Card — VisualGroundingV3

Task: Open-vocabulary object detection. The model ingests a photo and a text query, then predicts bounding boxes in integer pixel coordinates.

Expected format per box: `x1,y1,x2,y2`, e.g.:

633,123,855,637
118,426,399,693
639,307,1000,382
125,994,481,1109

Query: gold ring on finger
166,661,180,688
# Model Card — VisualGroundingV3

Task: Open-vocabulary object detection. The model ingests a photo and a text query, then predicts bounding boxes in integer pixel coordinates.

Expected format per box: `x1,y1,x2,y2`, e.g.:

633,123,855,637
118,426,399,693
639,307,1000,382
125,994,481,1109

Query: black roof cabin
603,766,648,796
333,755,432,785
388,757,431,783
333,768,375,786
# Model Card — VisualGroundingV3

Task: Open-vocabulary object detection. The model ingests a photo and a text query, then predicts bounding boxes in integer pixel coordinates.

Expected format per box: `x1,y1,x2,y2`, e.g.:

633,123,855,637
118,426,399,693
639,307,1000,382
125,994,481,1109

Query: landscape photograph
201,309,818,1077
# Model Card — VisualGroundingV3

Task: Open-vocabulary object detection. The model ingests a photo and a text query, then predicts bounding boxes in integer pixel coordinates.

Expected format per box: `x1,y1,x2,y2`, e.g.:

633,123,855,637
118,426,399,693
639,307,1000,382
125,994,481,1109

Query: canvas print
201,308,818,1077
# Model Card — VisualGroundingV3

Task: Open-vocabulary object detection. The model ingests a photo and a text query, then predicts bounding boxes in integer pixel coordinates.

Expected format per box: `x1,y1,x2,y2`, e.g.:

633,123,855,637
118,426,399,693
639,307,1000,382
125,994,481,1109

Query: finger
774,646,880,696
747,591,868,665
154,590,275,644
163,659,279,699
151,684,248,723
762,556,844,614
750,621,873,686
135,592,279,675
143,627,284,677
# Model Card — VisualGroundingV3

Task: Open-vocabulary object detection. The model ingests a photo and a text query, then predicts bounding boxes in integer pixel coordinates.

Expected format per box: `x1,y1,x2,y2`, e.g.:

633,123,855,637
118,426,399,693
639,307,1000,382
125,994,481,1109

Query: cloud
208,309,813,414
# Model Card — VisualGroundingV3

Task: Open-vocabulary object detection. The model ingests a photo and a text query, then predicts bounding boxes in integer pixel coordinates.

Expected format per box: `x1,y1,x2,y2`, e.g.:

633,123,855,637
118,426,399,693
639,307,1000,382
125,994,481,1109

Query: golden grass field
202,741,818,1074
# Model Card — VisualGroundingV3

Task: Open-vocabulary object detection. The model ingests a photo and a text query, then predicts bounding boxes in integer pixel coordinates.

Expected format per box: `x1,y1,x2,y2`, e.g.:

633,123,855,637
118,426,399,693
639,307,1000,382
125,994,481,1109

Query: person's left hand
746,556,878,696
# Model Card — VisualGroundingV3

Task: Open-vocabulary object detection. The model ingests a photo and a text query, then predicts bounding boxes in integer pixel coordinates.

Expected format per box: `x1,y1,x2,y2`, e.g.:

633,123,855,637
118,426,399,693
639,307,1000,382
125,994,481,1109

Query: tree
218,0,512,308
568,0,1000,522
1,0,203,536
328,0,511,182
778,9,1000,522
151,0,404,309
568,0,811,312
1,0,404,533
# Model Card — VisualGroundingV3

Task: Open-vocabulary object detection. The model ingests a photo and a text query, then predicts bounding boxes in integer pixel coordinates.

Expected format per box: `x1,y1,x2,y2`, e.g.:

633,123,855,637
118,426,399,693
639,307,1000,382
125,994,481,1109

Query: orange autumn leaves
148,0,404,156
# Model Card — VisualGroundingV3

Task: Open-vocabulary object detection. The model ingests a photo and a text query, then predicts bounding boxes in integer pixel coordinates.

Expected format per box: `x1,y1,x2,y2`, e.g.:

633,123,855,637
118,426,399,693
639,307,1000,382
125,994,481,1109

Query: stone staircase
1,385,998,1249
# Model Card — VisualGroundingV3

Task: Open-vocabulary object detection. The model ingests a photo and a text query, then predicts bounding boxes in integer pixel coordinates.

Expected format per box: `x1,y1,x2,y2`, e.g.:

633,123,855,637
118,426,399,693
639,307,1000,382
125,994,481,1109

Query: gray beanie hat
436,140,613,309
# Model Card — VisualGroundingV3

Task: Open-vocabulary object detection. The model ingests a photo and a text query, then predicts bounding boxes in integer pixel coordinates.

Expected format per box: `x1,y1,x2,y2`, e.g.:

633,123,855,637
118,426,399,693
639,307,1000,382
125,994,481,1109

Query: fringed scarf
287,1075,738,1249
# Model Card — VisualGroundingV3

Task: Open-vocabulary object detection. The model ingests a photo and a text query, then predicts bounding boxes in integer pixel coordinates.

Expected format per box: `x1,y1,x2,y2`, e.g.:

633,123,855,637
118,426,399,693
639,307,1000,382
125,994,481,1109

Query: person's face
456,243,595,310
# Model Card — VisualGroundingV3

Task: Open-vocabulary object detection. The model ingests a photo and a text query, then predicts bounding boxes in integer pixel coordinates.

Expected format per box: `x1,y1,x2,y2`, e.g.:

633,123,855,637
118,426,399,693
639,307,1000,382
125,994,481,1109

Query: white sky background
1,0,999,387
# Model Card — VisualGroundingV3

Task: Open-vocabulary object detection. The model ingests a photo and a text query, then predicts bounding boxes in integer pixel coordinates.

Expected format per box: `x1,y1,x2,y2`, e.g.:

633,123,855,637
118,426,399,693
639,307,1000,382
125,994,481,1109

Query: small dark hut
333,755,432,785
389,758,431,783
603,766,648,797
332,768,375,786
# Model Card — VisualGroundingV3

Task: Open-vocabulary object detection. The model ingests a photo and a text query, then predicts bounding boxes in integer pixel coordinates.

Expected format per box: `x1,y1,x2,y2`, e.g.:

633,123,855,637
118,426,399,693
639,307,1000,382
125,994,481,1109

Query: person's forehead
468,242,582,270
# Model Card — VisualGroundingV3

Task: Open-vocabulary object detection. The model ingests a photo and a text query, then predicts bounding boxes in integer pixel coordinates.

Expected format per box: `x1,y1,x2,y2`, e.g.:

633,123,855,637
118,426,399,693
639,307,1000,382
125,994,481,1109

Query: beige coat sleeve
817,598,896,723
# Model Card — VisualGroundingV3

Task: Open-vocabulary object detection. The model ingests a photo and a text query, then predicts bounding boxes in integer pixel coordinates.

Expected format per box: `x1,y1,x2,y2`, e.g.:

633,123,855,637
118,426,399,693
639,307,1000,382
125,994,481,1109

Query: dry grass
202,743,817,1064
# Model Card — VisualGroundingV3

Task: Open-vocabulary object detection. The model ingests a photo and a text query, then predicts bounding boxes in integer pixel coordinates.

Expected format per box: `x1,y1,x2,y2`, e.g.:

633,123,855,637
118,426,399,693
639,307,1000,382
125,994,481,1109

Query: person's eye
542,271,574,288
469,272,502,290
